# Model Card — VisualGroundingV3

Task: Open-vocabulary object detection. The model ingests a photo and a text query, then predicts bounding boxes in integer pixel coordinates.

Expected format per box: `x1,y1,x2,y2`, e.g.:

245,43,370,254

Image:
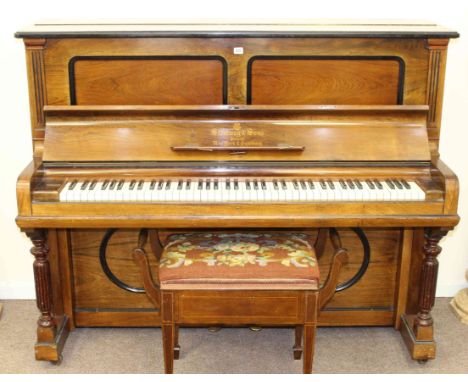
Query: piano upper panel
248,57,403,105
43,105,430,163
70,56,227,105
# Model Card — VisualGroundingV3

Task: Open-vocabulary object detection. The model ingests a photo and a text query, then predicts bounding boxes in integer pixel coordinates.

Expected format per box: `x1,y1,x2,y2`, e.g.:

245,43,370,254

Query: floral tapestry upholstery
159,233,320,290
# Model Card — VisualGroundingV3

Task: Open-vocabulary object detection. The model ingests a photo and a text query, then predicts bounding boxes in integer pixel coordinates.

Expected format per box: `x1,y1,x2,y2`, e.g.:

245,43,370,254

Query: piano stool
133,231,348,373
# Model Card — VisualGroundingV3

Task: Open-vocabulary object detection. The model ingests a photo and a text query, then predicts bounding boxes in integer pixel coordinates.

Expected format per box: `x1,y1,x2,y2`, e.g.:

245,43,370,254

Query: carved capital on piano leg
26,229,56,335
413,228,448,337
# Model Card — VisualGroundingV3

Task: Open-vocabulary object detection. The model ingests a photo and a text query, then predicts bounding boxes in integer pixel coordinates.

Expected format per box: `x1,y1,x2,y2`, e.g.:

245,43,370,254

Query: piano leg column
400,228,448,362
26,229,69,363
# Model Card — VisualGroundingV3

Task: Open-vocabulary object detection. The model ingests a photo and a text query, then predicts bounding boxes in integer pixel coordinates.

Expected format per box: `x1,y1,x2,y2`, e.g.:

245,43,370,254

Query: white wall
1,0,467,299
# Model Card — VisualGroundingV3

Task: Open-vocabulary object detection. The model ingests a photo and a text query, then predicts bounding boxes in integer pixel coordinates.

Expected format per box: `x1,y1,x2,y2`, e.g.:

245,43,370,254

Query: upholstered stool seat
159,232,320,290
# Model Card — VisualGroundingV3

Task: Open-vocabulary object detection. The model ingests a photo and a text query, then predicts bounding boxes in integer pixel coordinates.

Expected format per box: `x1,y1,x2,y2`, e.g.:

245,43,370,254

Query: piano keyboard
59,179,426,203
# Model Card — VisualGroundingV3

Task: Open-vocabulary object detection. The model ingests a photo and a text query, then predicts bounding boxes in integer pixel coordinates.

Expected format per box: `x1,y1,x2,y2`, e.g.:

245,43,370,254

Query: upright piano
15,20,460,364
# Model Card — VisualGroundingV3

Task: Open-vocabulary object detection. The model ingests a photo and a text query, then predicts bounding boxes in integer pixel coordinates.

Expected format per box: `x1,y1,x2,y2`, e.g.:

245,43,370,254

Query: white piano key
136,181,146,201
113,180,124,202
224,180,232,202
382,181,397,201
277,181,287,201
254,180,263,202
363,181,376,201
297,181,307,201
372,181,385,201
408,181,425,200
168,181,178,202
70,181,85,202
182,180,193,202
173,180,183,202
214,180,223,202
264,181,274,202
59,181,74,202
79,181,90,202
144,181,155,201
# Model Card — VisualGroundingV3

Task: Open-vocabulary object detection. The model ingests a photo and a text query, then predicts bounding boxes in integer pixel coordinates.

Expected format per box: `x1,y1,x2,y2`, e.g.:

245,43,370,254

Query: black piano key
198,180,203,190
150,180,157,190
165,180,171,190
186,180,191,190
393,179,403,189
101,180,110,190
386,179,395,189
89,180,97,191
401,179,411,189
320,180,327,190
80,180,89,190
246,180,251,190
307,180,315,190
214,180,219,190
261,180,267,190
226,179,231,190
327,180,335,189
281,180,287,190
68,180,78,190
109,180,117,190
117,180,125,190
300,180,307,190
137,180,144,190
206,180,211,190
366,180,375,190
339,180,348,189
158,180,164,190
293,180,299,190
254,180,259,190
346,180,355,189
273,180,279,190
177,180,183,190
129,180,136,191
234,180,239,190
374,180,383,190
354,180,363,190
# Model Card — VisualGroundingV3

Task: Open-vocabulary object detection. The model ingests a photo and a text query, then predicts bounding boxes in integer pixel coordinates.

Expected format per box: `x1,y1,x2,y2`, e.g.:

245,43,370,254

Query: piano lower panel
69,228,401,327
73,309,394,327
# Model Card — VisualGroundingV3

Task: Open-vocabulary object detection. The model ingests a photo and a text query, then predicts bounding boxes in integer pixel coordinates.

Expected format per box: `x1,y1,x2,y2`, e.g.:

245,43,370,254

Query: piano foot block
34,316,69,363
293,348,303,360
400,314,435,362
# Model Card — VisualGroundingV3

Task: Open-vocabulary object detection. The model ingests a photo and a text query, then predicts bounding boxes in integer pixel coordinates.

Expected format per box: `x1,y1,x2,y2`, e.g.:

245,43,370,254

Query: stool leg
293,325,303,360
302,324,316,374
162,323,175,373
174,325,180,360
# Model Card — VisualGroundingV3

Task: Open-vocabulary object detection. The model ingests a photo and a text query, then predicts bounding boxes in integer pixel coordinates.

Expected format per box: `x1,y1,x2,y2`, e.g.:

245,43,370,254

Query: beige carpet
0,298,467,373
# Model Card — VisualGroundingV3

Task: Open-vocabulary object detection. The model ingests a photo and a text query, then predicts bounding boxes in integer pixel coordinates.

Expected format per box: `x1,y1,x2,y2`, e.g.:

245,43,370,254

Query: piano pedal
249,326,262,332
208,326,222,333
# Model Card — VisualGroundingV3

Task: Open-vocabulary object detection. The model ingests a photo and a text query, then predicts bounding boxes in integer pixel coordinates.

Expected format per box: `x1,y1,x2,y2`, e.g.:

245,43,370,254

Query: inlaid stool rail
133,230,348,373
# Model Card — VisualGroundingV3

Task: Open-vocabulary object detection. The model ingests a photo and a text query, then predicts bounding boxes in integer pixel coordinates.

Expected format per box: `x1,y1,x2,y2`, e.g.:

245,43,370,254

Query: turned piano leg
26,229,69,363
400,228,448,362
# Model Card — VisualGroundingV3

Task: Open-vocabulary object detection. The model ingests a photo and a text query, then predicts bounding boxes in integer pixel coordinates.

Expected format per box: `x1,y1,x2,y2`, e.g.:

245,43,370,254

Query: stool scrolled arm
318,228,349,310
132,229,161,309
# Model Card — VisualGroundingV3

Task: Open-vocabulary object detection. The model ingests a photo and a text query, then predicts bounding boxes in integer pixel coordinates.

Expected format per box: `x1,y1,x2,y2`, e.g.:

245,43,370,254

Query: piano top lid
15,19,459,39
